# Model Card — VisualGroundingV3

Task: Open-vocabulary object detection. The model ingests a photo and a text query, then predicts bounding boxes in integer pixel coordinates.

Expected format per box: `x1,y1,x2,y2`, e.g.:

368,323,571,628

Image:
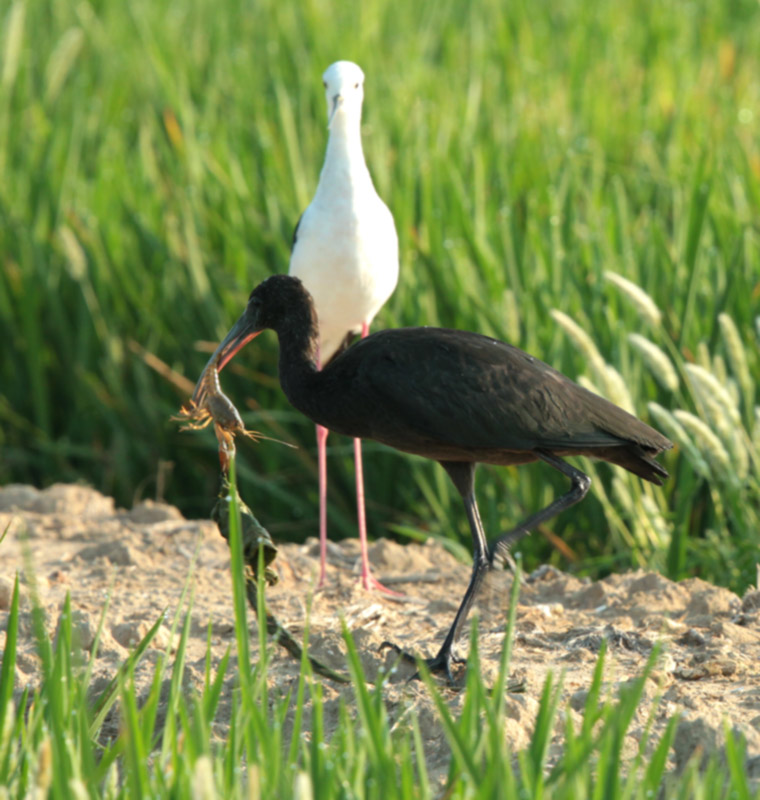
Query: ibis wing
347,328,631,452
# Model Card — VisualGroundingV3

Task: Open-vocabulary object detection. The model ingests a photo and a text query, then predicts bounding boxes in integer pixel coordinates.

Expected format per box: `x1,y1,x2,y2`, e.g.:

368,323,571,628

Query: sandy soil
2,483,760,789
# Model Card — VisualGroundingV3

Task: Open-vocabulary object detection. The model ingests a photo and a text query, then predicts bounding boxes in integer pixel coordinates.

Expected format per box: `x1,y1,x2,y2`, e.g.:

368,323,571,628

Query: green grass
1,0,759,590
1,470,758,799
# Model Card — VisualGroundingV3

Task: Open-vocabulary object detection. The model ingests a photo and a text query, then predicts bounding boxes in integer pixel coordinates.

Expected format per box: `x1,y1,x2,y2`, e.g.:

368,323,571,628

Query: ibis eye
354,82,359,89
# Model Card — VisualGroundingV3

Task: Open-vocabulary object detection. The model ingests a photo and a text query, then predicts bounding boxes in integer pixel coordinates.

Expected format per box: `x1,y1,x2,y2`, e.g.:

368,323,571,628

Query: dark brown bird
202,274,672,678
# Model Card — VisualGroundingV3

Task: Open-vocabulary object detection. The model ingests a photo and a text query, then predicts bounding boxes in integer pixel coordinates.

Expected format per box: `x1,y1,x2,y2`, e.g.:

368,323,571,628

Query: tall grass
1,0,758,590
1,476,757,798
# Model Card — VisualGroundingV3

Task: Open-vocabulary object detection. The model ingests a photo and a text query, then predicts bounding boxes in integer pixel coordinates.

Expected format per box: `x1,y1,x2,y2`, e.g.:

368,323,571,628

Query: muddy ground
2,483,760,789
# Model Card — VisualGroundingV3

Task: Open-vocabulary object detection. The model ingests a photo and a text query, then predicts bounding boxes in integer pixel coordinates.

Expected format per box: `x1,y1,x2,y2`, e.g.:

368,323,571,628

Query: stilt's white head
322,61,365,129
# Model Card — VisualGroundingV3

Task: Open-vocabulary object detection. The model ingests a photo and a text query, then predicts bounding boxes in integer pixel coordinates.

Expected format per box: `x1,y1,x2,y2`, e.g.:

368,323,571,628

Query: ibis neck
274,305,321,405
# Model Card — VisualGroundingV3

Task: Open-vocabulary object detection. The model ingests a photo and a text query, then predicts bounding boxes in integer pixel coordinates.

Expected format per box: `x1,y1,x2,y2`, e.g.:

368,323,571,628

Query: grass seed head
68,779,90,800
696,341,712,370
718,312,753,403
247,765,261,800
192,756,217,800
673,409,733,480
627,333,679,392
577,375,603,397
604,271,662,326
294,772,314,800
648,402,710,478
603,363,635,414
58,226,87,281
104,763,119,800
34,736,52,793
711,353,728,386
1,2,25,90
550,309,607,380
684,364,742,427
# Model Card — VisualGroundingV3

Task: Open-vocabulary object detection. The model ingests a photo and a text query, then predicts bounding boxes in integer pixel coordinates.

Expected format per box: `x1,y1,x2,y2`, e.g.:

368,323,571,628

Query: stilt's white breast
288,60,399,363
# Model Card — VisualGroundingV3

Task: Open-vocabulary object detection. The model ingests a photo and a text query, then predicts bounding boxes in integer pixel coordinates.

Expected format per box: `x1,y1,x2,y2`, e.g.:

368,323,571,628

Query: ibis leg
381,461,488,680
489,451,591,568
428,461,491,677
383,454,591,682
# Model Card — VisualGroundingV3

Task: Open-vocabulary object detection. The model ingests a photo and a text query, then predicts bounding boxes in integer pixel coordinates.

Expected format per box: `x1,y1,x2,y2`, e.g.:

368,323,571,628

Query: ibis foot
379,641,466,684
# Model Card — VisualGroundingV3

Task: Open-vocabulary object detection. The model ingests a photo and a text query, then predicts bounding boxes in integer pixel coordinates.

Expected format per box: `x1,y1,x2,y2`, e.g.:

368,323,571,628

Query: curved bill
191,310,261,405
215,311,261,371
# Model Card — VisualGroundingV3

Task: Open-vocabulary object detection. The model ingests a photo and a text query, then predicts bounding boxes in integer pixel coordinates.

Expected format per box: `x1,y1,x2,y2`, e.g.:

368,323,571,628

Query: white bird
288,60,399,593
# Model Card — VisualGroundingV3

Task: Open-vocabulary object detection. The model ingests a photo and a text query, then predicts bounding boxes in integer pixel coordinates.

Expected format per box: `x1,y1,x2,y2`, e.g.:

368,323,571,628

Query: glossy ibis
204,275,672,678
288,60,399,593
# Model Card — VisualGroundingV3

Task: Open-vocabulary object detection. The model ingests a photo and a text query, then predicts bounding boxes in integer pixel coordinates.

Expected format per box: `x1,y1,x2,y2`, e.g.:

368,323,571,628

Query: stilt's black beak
327,94,343,128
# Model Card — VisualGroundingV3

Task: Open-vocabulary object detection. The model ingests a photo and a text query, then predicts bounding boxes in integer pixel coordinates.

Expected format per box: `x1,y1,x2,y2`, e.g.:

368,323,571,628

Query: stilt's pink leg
316,422,329,588
355,322,402,595
314,343,330,588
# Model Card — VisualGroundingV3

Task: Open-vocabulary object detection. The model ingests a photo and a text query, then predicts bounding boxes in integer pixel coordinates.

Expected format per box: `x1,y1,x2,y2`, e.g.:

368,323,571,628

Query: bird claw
488,536,528,583
378,641,465,684
360,572,404,597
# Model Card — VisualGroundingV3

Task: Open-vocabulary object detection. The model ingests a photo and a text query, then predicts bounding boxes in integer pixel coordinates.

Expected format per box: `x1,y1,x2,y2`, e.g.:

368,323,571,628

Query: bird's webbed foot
379,641,466,684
